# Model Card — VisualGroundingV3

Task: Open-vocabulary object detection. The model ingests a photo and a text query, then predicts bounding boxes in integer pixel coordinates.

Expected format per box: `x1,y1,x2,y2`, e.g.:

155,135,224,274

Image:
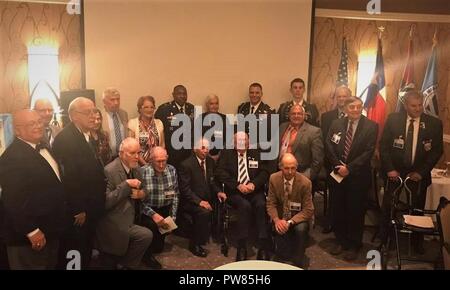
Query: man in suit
100,88,129,157
178,138,224,257
237,83,276,154
379,90,443,253
215,132,271,261
53,97,106,269
155,85,195,168
0,110,67,269
266,153,314,268
33,98,62,147
278,78,319,127
325,96,378,261
96,138,156,269
320,85,351,234
279,104,324,181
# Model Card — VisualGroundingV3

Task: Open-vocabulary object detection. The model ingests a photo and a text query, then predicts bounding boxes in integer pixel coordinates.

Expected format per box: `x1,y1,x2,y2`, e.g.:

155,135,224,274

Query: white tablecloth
214,260,302,270
425,174,450,211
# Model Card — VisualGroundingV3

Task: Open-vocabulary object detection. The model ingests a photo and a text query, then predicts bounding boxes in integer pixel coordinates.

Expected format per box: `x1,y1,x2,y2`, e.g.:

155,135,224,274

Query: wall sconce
27,45,61,118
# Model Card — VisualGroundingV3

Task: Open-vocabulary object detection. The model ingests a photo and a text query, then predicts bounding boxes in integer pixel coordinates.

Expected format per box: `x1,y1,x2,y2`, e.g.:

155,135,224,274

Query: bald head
150,146,169,174
194,138,210,160
68,97,97,132
119,138,140,169
13,109,44,144
33,98,54,126
335,86,352,109
279,153,298,180
234,131,249,153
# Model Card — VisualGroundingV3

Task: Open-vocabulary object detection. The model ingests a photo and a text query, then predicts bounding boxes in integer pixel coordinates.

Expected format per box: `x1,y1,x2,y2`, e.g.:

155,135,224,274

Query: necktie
128,170,142,223
405,119,415,166
35,142,48,152
342,120,354,162
339,111,345,119
180,107,184,114
251,106,255,114
238,154,250,185
200,160,206,179
45,127,52,144
112,113,123,153
283,180,291,220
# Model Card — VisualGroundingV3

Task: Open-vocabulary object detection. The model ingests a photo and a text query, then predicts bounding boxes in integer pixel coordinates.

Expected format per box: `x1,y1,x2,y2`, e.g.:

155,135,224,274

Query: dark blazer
380,112,443,187
215,149,270,196
325,116,378,179
52,123,106,220
320,109,340,141
178,154,221,206
199,112,227,156
0,138,68,245
96,157,146,256
155,100,195,167
278,101,319,127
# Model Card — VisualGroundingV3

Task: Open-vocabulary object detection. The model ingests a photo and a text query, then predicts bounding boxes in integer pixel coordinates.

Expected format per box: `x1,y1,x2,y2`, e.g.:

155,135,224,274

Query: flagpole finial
377,26,385,38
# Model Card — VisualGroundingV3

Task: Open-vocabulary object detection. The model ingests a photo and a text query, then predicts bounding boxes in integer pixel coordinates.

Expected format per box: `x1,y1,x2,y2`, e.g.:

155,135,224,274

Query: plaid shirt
141,164,179,219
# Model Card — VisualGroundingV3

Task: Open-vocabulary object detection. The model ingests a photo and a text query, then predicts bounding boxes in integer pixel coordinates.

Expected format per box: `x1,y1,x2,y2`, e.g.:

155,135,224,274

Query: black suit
325,116,378,249
155,101,195,168
199,112,228,157
52,123,106,269
178,154,220,245
379,112,443,243
215,149,270,244
0,138,68,269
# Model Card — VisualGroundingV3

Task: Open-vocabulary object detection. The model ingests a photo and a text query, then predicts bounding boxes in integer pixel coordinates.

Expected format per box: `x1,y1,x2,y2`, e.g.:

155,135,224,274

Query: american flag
336,37,349,87
396,27,415,113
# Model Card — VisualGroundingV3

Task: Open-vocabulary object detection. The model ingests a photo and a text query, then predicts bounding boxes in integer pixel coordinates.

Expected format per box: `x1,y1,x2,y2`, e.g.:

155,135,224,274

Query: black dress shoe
143,255,162,270
189,245,208,258
236,247,247,261
322,225,332,234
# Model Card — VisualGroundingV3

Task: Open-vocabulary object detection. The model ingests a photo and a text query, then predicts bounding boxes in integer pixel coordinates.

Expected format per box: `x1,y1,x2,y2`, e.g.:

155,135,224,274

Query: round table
214,260,302,270
426,173,450,212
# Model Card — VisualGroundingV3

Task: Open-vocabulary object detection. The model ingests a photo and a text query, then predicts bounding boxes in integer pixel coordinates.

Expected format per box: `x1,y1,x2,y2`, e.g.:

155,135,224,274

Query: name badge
214,130,223,138
423,139,432,152
393,137,404,149
420,122,426,129
331,132,342,145
249,160,259,169
289,202,301,212
164,190,175,200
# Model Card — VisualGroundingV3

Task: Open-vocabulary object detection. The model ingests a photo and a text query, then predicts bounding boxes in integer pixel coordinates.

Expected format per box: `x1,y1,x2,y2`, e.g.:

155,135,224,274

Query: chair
381,177,443,270
436,197,450,270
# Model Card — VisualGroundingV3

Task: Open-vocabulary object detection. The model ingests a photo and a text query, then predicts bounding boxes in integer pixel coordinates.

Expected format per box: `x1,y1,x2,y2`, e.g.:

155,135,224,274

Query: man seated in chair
96,138,159,269
215,131,271,261
266,153,314,268
178,138,224,257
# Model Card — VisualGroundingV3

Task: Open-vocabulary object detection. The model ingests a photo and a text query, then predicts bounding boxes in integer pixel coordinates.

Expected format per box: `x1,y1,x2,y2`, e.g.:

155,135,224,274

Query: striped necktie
238,153,250,185
112,113,123,153
342,120,354,162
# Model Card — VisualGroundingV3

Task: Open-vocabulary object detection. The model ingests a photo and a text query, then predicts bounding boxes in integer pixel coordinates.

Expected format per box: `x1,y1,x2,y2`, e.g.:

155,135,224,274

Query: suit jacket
278,100,319,127
266,171,314,225
0,138,68,245
52,123,106,221
200,112,227,156
96,157,146,256
325,116,378,179
155,101,195,167
100,108,128,140
380,112,443,187
215,149,269,196
320,109,341,141
279,122,324,180
178,154,221,207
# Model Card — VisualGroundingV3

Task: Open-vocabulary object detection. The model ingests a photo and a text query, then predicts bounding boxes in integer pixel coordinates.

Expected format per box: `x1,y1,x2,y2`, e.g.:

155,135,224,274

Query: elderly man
33,98,62,147
100,88,129,156
279,104,324,181
325,96,378,261
140,147,180,255
53,97,106,269
266,153,314,268
320,86,351,234
380,90,443,253
201,94,227,160
215,132,270,261
278,78,319,127
96,138,155,269
155,85,195,168
0,110,67,269
178,138,223,257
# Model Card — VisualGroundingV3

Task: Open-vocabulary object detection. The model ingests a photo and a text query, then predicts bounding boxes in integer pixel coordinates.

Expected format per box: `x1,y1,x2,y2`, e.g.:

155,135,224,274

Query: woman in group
91,109,112,166
201,94,227,161
128,95,165,166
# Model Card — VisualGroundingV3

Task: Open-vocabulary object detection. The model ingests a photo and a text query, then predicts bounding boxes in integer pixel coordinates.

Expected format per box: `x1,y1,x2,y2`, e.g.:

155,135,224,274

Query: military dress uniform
155,101,195,168
237,102,275,151
277,100,319,127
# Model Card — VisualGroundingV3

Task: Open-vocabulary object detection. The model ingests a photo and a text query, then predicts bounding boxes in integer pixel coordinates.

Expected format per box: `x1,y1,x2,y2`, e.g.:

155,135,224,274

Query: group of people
0,77,443,270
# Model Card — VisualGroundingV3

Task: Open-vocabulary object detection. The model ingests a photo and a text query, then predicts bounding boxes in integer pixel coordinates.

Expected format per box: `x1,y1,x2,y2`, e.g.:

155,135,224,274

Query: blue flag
421,43,439,117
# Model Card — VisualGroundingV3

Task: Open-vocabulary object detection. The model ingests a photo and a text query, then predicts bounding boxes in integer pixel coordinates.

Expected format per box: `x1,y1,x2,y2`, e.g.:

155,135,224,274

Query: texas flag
363,36,386,139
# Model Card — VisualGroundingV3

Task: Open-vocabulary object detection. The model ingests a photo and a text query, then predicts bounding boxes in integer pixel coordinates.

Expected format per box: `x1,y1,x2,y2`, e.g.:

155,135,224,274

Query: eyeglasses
75,109,98,117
